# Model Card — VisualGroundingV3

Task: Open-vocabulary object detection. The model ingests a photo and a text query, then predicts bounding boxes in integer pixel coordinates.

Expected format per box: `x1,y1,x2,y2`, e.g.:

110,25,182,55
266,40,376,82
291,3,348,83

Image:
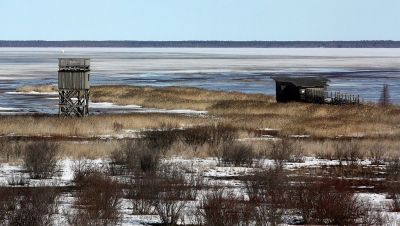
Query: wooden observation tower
58,58,90,117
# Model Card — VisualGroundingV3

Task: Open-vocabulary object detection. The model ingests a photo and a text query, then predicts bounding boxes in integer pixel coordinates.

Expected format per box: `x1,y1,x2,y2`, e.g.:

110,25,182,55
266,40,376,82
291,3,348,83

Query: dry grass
0,114,210,137
298,138,400,160
16,84,57,93
91,85,273,110
61,140,118,159
2,137,399,162
216,103,400,138
10,84,400,139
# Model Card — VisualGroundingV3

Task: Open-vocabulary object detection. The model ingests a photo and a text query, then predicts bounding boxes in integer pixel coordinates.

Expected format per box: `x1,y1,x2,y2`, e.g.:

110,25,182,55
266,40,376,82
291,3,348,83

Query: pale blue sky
1,0,399,41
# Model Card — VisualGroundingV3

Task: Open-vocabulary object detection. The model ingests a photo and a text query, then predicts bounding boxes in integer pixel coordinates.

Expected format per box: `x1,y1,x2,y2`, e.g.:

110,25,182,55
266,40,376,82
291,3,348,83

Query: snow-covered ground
5,91,58,95
1,156,399,225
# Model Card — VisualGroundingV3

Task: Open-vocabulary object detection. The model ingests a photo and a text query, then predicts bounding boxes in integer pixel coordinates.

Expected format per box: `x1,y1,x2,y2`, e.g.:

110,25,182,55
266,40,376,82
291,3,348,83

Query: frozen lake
0,48,400,114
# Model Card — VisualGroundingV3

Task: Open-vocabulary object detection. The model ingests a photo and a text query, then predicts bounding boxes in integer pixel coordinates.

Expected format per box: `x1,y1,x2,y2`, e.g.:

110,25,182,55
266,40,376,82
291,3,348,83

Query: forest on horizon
1,40,400,48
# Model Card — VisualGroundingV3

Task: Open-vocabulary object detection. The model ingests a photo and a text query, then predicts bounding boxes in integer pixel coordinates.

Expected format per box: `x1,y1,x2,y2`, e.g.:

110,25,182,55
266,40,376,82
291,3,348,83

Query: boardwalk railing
326,91,360,105
305,89,361,105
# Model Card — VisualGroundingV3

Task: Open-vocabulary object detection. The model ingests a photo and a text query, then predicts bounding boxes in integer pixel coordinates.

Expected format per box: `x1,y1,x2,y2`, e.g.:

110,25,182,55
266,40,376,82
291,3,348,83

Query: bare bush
108,148,128,175
387,158,400,181
387,160,400,212
198,189,253,226
333,140,363,165
152,165,199,225
0,187,16,223
23,141,60,179
269,139,302,167
128,176,157,215
112,122,123,132
222,142,254,167
291,178,366,225
69,169,122,226
368,142,386,165
127,164,200,225
110,125,180,174
0,140,23,162
207,123,238,147
1,187,59,226
360,202,388,226
245,167,288,226
72,159,104,184
111,139,160,174
180,126,210,153
206,124,238,165
142,124,180,156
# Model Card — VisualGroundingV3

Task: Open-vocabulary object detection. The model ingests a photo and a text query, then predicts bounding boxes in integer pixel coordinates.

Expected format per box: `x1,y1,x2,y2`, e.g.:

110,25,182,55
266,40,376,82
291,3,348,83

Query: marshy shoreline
1,84,400,225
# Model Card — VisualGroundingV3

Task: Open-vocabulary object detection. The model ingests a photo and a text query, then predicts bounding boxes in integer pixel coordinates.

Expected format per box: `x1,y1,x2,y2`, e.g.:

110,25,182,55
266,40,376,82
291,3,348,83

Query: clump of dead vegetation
67,166,122,226
23,141,60,179
0,187,59,226
221,142,255,167
0,139,23,163
266,138,304,167
127,164,203,225
110,123,239,171
290,178,365,225
112,139,161,174
245,167,289,225
198,189,253,226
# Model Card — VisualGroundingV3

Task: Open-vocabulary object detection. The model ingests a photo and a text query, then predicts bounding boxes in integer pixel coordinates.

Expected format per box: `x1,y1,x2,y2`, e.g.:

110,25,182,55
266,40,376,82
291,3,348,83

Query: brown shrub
333,140,363,165
128,175,157,215
111,139,160,174
0,140,23,163
222,142,254,167
291,178,366,225
127,164,200,225
1,187,59,226
0,187,16,223
207,123,238,147
368,142,386,165
152,165,200,225
23,141,60,179
142,124,181,156
198,189,253,226
386,164,400,212
268,139,302,167
180,126,211,153
72,160,104,184
70,169,122,226
245,167,288,226
206,124,238,165
387,159,400,181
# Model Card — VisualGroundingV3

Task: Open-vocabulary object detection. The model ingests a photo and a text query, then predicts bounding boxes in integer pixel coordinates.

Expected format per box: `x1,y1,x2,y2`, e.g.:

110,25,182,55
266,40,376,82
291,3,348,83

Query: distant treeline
1,40,400,48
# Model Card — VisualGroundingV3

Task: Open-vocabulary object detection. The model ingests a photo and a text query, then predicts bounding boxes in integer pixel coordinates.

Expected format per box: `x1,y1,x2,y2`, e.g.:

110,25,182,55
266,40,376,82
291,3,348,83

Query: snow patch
5,91,58,95
0,107,19,111
289,134,311,138
90,102,142,109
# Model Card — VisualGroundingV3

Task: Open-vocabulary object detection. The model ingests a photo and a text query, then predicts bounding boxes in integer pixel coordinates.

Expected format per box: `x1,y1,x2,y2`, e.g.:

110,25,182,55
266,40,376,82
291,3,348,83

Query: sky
0,0,399,41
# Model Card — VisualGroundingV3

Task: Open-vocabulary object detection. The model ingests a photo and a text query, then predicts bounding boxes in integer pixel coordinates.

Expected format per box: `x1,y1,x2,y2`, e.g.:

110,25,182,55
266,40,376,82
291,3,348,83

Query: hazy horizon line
1,40,400,42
